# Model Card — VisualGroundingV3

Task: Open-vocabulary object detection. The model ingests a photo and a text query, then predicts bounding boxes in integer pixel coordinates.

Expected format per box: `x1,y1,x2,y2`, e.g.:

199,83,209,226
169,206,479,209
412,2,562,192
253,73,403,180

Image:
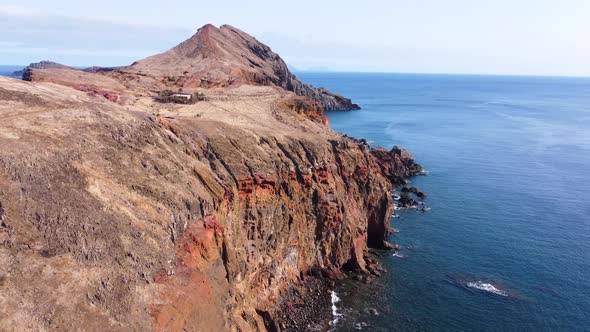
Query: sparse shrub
192,92,207,102
159,89,174,97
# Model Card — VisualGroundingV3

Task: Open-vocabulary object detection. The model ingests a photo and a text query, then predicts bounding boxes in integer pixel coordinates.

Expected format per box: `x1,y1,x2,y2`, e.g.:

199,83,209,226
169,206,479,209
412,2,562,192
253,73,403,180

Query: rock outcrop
14,61,74,80
0,23,421,332
15,61,120,80
371,146,425,184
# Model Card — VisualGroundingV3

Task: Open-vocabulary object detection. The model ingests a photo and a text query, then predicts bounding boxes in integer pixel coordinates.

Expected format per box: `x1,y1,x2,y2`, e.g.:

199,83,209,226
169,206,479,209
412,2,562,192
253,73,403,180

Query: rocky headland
0,24,422,331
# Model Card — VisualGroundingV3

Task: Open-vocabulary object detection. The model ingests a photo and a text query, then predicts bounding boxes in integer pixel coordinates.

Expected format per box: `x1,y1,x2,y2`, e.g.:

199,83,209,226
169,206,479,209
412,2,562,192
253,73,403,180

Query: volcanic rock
371,146,425,184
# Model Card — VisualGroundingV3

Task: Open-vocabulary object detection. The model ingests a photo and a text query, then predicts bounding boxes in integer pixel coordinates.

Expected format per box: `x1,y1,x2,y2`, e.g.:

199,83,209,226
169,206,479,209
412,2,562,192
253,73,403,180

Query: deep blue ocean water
297,72,590,332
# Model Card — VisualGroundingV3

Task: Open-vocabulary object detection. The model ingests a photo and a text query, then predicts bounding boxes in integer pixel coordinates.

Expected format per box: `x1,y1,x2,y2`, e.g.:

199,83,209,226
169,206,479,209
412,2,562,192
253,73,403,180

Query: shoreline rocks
397,186,428,209
370,146,425,185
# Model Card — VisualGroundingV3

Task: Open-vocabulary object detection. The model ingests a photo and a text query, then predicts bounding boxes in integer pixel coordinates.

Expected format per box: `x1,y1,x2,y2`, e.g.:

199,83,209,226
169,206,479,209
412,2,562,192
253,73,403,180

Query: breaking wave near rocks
330,290,343,328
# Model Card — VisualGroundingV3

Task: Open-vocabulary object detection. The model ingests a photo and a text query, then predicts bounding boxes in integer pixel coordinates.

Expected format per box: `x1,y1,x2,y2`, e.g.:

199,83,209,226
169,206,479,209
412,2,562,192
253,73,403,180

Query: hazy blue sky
1,0,589,76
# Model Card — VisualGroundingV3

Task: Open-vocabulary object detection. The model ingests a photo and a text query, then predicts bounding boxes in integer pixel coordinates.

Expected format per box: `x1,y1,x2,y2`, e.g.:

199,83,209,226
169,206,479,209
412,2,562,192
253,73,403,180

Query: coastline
0,25,426,331
2,11,590,331
0,74,424,331
271,252,387,332
308,72,590,330
272,178,428,332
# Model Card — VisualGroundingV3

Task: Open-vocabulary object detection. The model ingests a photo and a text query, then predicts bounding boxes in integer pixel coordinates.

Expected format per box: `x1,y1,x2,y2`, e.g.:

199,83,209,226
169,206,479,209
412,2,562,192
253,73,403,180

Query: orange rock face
151,216,226,332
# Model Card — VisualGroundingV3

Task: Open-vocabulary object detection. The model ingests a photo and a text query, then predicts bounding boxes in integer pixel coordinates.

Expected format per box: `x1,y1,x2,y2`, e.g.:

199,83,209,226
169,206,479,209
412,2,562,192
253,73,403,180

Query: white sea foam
392,252,404,258
467,281,509,297
354,322,369,330
330,291,343,326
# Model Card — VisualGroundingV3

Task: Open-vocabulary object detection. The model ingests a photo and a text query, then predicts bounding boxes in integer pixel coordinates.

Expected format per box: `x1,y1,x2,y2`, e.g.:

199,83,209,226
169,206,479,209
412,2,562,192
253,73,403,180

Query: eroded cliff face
0,77,421,331
0,22,424,332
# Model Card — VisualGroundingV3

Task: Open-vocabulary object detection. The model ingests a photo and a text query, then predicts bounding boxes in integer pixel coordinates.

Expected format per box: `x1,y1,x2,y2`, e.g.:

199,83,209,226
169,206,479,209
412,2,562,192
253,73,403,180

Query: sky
1,0,589,76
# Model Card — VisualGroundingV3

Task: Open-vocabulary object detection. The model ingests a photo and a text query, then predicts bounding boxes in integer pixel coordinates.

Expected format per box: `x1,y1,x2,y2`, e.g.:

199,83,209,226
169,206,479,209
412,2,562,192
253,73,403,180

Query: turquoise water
298,73,590,332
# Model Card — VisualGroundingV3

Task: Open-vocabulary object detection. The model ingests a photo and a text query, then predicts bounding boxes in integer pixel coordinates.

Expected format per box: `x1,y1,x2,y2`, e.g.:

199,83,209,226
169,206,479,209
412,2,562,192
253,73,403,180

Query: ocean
297,72,590,332
0,66,23,78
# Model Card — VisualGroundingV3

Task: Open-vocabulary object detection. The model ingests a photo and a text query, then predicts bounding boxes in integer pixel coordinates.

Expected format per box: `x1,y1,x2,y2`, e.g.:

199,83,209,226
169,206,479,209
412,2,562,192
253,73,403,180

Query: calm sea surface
298,72,590,332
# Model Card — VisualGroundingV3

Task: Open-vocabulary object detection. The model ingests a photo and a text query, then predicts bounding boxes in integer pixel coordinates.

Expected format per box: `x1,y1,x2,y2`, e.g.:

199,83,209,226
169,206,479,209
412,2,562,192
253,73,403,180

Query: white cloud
0,11,192,66
0,5,39,16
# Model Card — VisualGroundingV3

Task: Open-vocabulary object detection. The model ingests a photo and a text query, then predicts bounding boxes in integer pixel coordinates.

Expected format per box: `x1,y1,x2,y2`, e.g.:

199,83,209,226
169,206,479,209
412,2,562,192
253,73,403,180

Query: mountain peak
125,24,359,110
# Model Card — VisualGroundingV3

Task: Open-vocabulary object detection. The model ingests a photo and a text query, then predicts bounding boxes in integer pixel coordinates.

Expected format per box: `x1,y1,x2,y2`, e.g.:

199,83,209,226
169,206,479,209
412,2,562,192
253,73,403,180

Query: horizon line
291,69,590,80
2,64,589,80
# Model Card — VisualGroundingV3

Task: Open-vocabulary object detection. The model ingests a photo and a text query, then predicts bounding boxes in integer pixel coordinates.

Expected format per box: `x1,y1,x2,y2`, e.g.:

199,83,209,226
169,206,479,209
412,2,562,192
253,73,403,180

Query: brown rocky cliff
0,77,422,331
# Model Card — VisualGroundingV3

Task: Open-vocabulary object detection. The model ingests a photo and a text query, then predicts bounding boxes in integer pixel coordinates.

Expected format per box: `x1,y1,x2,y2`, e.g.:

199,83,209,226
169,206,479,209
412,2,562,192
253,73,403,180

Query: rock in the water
371,146,424,185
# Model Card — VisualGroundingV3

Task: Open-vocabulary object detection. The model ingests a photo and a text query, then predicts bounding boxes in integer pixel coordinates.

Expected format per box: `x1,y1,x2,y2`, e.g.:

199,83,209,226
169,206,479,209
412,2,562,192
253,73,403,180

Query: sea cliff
0,24,421,332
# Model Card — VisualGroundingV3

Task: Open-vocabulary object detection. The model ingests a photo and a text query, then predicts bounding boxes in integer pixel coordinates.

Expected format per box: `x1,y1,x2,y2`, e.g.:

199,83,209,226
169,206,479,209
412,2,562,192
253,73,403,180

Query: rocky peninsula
0,24,422,331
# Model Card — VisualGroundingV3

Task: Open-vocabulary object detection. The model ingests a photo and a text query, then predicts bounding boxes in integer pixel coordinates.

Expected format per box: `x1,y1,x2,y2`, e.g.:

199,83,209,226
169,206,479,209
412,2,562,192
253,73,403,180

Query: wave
467,281,509,297
392,252,405,258
447,274,521,299
330,291,343,327
485,101,540,112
